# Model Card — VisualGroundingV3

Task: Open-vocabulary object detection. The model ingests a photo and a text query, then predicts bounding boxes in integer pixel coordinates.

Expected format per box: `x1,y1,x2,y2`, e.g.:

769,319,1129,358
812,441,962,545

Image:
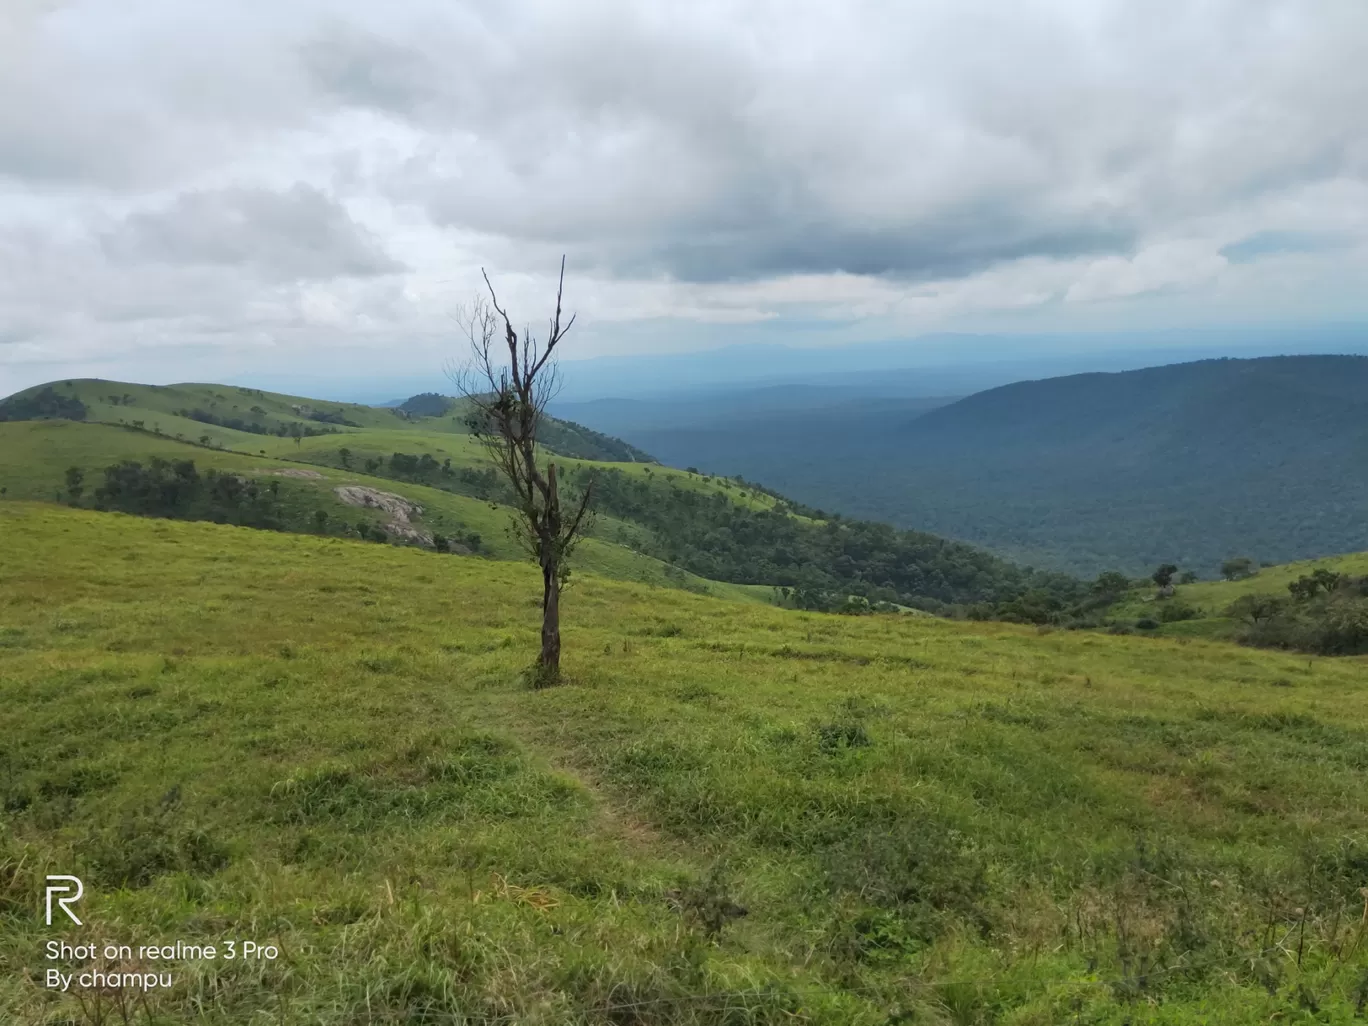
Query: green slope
0,420,768,604
1,377,1092,616
1107,549,1368,640
0,378,655,462
3,503,1368,1023
1179,552,1368,612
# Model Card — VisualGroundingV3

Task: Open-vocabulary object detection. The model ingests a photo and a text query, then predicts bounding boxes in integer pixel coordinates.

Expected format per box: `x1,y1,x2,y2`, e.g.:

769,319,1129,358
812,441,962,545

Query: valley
566,355,1368,578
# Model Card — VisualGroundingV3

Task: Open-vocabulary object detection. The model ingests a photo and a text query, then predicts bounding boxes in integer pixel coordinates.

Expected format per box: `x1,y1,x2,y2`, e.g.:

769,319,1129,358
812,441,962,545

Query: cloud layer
2,0,1366,393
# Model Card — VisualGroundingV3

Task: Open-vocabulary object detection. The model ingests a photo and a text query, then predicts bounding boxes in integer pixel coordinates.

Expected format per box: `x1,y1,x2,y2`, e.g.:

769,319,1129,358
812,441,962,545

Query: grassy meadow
3,502,1368,1024
0,419,770,606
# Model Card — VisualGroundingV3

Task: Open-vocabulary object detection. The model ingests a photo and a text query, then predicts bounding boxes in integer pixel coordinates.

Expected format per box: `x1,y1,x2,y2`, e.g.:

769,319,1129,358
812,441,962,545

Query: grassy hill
1108,549,1368,643
3,503,1368,1023
598,355,1368,578
0,419,768,605
1174,552,1368,613
0,379,653,464
0,378,1092,617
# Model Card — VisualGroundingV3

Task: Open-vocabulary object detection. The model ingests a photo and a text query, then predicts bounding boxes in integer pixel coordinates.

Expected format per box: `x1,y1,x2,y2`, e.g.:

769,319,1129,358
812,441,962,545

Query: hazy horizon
6,320,1366,407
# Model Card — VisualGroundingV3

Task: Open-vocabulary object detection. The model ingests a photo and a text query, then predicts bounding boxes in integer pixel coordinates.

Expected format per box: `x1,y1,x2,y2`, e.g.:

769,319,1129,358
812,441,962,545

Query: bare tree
452,258,593,681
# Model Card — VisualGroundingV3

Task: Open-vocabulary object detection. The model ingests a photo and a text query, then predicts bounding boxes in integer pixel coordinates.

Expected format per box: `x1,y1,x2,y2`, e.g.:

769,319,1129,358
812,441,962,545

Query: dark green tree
1092,570,1130,600
1229,593,1287,626
1152,564,1179,589
64,466,84,504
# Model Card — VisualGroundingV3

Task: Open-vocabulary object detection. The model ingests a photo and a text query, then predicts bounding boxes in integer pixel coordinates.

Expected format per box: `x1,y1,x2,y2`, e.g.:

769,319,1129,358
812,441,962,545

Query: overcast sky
2,0,1366,397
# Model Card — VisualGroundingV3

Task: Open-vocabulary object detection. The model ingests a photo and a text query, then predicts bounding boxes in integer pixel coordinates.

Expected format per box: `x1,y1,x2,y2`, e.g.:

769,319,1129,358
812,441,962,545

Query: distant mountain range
571,355,1368,577
198,322,1368,407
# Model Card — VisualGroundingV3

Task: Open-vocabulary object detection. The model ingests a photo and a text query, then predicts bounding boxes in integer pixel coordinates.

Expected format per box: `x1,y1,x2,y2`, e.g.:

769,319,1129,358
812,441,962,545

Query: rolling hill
0,379,654,464
0,378,1085,616
1104,548,1368,645
5,503,1368,1023
589,356,1368,577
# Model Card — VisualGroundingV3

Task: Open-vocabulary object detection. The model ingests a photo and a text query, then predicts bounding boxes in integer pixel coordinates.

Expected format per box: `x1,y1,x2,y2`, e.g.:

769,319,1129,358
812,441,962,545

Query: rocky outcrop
334,485,432,546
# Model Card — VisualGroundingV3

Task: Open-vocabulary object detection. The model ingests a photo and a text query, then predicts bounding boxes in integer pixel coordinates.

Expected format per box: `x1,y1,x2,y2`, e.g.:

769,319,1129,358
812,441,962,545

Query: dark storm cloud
560,194,1138,284
102,184,406,281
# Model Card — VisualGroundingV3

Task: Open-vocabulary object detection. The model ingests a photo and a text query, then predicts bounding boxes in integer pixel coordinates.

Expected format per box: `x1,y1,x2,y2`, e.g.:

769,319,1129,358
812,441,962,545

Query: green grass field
0,419,773,605
4,502,1368,1024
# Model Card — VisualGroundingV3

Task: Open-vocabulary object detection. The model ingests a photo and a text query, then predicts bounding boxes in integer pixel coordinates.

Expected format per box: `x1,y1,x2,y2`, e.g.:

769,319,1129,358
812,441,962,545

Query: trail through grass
3,503,1368,1024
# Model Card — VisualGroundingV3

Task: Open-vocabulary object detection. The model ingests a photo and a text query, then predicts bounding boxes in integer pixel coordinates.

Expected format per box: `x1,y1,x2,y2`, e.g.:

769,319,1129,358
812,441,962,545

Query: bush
1232,574,1368,655
1135,617,1160,631
1158,602,1198,623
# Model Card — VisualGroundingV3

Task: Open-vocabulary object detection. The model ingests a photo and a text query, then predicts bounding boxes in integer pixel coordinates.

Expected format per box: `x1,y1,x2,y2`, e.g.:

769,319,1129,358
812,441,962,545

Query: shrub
1158,602,1198,623
1232,576,1368,656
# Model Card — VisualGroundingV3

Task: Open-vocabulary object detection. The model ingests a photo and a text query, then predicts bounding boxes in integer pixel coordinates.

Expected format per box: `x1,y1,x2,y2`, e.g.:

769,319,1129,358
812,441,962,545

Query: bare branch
565,475,595,542
448,258,588,675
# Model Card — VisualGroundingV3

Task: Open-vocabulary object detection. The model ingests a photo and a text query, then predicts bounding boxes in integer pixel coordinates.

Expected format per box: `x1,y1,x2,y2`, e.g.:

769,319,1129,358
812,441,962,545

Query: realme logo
45,876,83,926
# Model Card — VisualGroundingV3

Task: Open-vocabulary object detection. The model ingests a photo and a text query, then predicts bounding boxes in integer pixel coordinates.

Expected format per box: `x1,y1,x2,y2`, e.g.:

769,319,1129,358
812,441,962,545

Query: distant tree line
380,452,1126,622
0,387,87,422
300,408,358,426
175,408,344,438
86,458,286,530
335,448,508,503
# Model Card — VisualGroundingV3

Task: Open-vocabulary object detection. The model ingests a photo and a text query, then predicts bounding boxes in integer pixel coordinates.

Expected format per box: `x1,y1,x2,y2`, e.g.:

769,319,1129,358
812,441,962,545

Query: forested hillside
595,356,1368,577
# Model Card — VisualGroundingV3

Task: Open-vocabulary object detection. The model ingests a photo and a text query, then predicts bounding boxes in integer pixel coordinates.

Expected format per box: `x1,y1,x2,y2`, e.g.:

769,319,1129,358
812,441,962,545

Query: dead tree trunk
453,260,593,683
540,463,562,669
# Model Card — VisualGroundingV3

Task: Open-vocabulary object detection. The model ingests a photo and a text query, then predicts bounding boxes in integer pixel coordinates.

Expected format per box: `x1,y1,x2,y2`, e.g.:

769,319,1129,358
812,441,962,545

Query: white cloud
1,0,1366,397
1065,241,1229,303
